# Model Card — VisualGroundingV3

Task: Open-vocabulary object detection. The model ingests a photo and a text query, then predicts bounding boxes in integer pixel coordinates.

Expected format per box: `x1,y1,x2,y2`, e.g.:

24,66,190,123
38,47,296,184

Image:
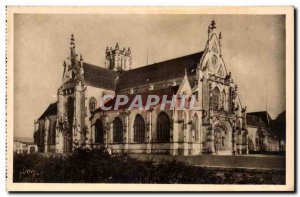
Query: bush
13,149,285,184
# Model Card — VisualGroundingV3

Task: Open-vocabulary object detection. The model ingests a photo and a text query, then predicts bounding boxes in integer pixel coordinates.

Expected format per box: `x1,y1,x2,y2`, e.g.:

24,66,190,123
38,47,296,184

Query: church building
34,21,251,155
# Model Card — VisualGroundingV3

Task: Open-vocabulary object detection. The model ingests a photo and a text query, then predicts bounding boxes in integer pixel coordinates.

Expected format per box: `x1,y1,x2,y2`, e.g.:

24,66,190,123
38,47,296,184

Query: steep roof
246,111,272,128
116,51,204,91
38,102,58,120
83,62,117,90
93,86,180,113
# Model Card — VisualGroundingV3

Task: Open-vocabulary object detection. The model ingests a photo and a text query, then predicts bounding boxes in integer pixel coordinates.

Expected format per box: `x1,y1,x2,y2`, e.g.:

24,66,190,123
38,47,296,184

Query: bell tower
57,34,86,153
105,43,132,71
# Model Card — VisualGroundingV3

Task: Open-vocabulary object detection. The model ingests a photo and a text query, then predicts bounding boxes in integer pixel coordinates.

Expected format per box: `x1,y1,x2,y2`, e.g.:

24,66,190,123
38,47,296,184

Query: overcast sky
14,14,285,138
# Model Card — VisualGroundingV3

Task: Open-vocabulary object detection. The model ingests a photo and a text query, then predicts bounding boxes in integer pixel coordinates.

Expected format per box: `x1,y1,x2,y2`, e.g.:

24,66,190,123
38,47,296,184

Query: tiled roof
116,51,204,91
83,62,117,90
246,111,272,128
38,102,58,120
93,86,180,113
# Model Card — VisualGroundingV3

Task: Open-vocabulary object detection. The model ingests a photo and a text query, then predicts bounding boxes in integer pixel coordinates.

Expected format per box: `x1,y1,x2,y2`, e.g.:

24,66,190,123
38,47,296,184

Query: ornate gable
198,21,228,79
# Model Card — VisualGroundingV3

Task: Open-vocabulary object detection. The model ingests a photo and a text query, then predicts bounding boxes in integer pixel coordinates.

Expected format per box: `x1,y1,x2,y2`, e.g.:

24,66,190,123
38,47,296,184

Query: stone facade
35,21,253,155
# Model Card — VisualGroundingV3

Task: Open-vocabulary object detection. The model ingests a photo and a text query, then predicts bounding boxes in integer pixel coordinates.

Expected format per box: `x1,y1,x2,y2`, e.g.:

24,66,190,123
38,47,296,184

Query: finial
115,43,119,50
219,32,222,48
80,54,83,61
63,61,66,67
106,46,109,52
127,47,131,54
70,34,75,46
210,20,216,29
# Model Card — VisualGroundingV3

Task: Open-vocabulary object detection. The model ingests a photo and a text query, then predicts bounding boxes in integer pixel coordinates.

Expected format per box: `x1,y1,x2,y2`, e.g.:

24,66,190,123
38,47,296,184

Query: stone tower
105,43,132,71
56,34,86,153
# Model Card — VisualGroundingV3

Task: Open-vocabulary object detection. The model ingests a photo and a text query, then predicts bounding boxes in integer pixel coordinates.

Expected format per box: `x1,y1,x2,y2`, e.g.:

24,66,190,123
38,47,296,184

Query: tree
272,111,286,151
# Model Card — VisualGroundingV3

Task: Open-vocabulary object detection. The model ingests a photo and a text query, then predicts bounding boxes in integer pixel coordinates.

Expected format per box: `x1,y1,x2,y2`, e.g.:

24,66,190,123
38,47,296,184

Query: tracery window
156,112,171,142
133,115,146,143
50,121,56,145
95,120,104,144
221,90,226,108
212,87,221,111
113,117,123,143
193,114,199,142
89,97,97,112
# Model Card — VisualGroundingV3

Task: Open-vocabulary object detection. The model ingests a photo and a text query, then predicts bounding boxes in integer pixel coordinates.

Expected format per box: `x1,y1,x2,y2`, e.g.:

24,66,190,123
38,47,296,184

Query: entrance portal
214,122,231,155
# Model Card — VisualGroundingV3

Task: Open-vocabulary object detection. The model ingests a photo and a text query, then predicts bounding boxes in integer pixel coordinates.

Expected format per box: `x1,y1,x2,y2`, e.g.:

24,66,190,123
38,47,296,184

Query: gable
177,75,192,96
199,33,228,78
38,102,58,120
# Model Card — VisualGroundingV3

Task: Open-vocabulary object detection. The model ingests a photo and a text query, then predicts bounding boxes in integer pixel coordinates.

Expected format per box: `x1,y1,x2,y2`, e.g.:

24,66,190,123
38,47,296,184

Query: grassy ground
13,148,285,184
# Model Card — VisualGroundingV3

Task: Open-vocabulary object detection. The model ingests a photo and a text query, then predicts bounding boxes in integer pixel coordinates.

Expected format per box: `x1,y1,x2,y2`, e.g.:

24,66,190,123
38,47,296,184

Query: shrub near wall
13,148,285,184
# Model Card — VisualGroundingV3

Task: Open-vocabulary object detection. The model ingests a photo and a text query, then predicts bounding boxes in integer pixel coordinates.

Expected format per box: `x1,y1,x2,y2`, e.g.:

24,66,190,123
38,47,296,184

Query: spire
79,54,83,61
70,34,75,49
106,46,109,53
70,34,76,62
210,20,216,29
62,61,66,81
184,66,188,77
219,32,222,46
127,47,131,55
208,20,217,39
115,43,119,50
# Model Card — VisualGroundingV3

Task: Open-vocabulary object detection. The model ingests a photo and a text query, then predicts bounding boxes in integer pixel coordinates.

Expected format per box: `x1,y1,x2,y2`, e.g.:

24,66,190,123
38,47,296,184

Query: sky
13,14,286,138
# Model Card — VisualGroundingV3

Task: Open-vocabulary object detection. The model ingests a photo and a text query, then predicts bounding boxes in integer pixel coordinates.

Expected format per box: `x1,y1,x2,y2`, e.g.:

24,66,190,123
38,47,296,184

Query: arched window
156,112,171,142
50,121,56,145
256,129,265,151
134,115,146,143
89,97,97,112
67,97,75,127
113,117,123,143
95,120,104,144
242,132,247,144
212,87,220,111
193,114,199,142
221,90,226,108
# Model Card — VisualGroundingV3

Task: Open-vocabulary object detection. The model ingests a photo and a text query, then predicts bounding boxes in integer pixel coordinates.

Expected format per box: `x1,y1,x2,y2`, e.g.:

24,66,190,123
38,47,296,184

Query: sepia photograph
6,6,294,191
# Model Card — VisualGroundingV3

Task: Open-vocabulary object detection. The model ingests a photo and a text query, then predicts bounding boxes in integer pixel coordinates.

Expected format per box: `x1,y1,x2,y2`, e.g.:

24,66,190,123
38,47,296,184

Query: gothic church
34,21,250,155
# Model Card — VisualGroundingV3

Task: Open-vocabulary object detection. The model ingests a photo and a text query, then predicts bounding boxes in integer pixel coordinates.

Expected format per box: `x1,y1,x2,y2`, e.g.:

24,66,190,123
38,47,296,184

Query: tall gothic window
67,97,75,127
156,112,171,142
242,132,247,144
134,114,146,143
221,90,226,108
193,114,199,142
256,129,265,151
89,97,97,112
212,87,220,111
113,117,123,143
50,121,56,145
95,120,104,144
